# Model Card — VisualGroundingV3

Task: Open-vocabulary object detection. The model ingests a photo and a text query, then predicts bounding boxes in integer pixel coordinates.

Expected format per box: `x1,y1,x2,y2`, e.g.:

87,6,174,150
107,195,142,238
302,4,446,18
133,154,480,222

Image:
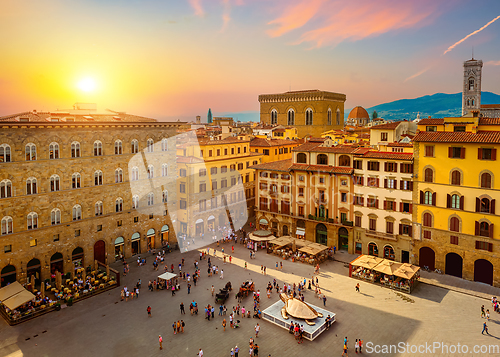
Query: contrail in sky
444,15,500,54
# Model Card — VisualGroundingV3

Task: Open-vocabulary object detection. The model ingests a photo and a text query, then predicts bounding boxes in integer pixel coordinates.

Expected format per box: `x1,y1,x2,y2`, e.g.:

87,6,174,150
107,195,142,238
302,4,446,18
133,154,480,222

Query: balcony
341,220,353,227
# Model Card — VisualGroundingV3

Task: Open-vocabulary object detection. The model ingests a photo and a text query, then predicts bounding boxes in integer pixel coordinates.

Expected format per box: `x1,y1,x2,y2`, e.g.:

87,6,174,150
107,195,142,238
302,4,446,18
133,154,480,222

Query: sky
0,0,500,121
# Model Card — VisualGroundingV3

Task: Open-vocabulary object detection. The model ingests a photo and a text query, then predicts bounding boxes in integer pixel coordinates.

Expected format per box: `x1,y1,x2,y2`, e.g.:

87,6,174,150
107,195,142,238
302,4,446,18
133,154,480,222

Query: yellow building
259,90,346,138
413,113,500,286
321,130,361,145
272,126,298,140
250,138,299,164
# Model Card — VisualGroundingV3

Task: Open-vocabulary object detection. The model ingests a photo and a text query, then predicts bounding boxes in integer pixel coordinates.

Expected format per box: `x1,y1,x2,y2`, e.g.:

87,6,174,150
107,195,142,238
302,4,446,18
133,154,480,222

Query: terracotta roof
177,156,205,164
481,104,500,109
370,121,402,130
348,106,369,119
250,138,298,147
359,151,413,161
249,159,292,172
479,118,500,125
414,131,500,143
387,142,413,147
293,142,370,154
417,118,444,125
289,163,353,174
198,137,249,145
0,111,157,123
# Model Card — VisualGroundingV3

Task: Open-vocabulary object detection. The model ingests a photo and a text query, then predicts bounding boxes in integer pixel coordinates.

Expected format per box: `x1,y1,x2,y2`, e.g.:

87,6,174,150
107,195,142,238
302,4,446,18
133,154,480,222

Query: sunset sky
1,0,500,121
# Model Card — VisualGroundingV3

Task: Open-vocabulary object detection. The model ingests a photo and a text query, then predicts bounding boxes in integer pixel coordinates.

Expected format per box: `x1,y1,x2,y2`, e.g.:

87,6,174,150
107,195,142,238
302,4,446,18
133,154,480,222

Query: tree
207,108,213,124
372,110,378,120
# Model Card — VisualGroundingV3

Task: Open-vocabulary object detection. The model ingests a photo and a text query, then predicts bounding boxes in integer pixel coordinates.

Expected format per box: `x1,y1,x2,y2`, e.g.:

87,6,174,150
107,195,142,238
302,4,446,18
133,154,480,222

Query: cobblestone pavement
1,242,499,357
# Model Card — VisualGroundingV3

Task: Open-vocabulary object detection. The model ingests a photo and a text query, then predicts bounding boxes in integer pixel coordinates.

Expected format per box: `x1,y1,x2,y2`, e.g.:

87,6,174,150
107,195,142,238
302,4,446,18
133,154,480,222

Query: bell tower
462,58,483,116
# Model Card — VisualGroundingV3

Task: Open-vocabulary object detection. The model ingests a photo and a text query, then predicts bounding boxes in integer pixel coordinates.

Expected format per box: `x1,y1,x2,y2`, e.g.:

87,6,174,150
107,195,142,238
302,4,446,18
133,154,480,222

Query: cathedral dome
348,106,369,119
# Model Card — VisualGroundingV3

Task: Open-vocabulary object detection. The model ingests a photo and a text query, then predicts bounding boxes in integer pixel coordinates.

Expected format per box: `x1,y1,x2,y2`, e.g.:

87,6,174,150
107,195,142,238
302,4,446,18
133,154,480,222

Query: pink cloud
189,0,204,17
485,60,500,66
267,0,436,48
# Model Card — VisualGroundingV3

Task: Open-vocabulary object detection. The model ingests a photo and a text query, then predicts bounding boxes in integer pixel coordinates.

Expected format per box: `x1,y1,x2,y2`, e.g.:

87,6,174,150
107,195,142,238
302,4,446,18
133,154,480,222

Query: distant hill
357,92,500,121
217,111,260,123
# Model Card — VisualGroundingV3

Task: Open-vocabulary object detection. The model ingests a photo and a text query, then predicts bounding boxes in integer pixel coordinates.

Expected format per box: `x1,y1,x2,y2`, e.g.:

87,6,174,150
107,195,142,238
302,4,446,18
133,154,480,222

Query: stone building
249,138,299,164
0,110,184,287
345,106,370,126
462,58,500,118
258,90,346,138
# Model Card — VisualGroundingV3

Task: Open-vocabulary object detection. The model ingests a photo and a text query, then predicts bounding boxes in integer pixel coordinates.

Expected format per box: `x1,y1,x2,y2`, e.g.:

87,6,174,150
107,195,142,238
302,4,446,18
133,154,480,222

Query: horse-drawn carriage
215,281,232,303
236,280,254,302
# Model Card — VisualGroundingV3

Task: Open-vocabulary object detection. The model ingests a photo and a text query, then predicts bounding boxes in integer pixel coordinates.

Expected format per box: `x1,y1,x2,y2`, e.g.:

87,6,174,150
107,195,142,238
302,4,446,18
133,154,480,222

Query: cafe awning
249,230,275,242
394,263,421,279
158,272,177,281
351,255,384,269
2,289,35,311
0,281,24,301
298,243,328,256
373,260,403,275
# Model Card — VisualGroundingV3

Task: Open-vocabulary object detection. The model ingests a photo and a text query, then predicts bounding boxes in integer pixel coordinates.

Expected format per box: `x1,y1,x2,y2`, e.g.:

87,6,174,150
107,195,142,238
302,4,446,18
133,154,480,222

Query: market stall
158,272,177,291
248,230,275,251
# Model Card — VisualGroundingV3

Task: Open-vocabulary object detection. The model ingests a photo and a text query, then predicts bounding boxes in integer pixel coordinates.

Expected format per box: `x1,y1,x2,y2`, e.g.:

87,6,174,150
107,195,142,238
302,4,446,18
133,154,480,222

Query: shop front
131,232,141,255
195,219,204,237
147,229,155,250
50,252,64,276
114,237,124,260
72,247,84,271
160,225,169,247
1,264,16,287
27,258,41,288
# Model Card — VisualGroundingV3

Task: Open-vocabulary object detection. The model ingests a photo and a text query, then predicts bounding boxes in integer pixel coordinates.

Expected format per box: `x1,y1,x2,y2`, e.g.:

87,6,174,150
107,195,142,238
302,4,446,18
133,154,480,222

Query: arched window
131,139,139,154
472,99,475,106
479,221,490,237
339,155,350,167
72,173,81,189
94,170,103,186
147,192,154,206
287,109,295,126
49,175,60,192
451,170,461,185
132,195,139,209
450,216,460,232
71,142,80,158
26,177,37,195
162,164,168,177
1,216,13,234
95,201,103,216
115,140,122,155
0,144,11,162
25,143,36,161
305,109,313,125
130,167,139,181
115,168,123,183
481,172,492,188
451,194,460,209
317,154,328,165
93,141,103,156
469,78,474,91
368,242,378,256
481,198,490,213
147,165,154,179
270,109,278,125
72,205,82,221
319,205,325,218
384,245,395,260
424,168,433,183
147,138,154,152
161,138,168,151
336,108,341,125
297,153,307,163
162,190,168,203
424,191,432,205
49,142,59,159
51,208,61,225
27,212,38,230
327,108,332,125
115,198,123,212
467,99,470,106
0,180,12,198
423,212,433,227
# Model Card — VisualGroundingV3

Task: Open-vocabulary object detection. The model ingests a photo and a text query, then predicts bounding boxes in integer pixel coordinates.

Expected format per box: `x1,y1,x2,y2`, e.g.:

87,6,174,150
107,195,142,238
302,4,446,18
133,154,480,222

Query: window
481,172,492,188
27,212,38,229
116,221,122,227
424,168,433,183
354,195,364,206
454,126,466,132
478,221,490,237
180,199,187,209
341,192,347,202
426,126,437,132
212,180,218,190
298,175,304,182
469,78,475,90
369,218,376,231
298,187,304,197
355,216,362,227
25,143,37,161
4,245,11,253
327,108,332,125
401,202,411,213
381,132,388,141
75,229,81,237
94,171,103,185
246,173,250,183
354,176,364,185
385,178,396,189
401,180,412,190
367,177,379,187
400,163,413,173
209,150,212,157
180,169,187,177
30,239,37,247
132,195,139,209
386,221,394,234
210,167,217,175
147,138,154,152
339,155,350,167
93,141,103,156
180,183,186,193
367,161,380,171
148,192,154,206
131,167,139,181
305,109,313,125
385,201,395,211
384,162,397,172
115,140,123,155
199,199,206,211
476,241,493,252
425,146,434,157
423,212,432,227
336,109,340,125
95,201,103,216
297,153,307,163
162,190,168,203
147,165,154,179
97,225,102,232
237,147,241,154
479,148,496,161
25,177,37,195
0,144,11,162
480,198,492,213
367,197,378,208
319,177,325,184
1,216,13,235
238,163,243,170
353,160,362,170
134,216,139,223
199,183,206,192
449,147,465,159
51,209,61,225
221,179,227,188
0,180,12,198
287,109,295,125
131,139,139,154
230,164,236,171
199,169,207,177
115,198,123,212
162,164,168,177
450,236,459,245
72,205,82,220
53,234,59,242
231,148,234,155
221,166,227,173
49,142,59,159
161,138,168,151
450,217,460,232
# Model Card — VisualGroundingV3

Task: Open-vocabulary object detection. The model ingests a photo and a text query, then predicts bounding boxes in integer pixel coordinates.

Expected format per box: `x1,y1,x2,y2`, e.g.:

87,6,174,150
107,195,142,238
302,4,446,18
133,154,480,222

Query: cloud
267,0,435,48
404,67,430,82
189,0,204,17
485,60,500,66
443,15,500,55
220,0,231,32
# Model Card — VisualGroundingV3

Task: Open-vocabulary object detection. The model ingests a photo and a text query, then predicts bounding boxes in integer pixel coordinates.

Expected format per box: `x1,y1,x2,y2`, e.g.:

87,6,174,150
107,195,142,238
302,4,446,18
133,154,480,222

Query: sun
77,78,96,92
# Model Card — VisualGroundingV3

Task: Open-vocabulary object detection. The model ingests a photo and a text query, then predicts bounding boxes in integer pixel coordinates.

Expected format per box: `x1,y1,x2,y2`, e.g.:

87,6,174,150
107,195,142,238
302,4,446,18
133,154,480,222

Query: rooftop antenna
472,46,474,60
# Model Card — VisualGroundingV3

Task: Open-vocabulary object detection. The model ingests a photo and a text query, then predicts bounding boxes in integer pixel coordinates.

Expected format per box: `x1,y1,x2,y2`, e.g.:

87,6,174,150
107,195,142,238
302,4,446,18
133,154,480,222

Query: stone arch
474,259,493,285
1,264,16,287
383,244,395,260
421,210,434,227
338,227,348,250
445,252,463,278
422,165,435,183
368,242,378,256
418,246,435,271
479,170,494,188
449,167,463,185
448,214,462,232
316,223,328,245
296,153,307,164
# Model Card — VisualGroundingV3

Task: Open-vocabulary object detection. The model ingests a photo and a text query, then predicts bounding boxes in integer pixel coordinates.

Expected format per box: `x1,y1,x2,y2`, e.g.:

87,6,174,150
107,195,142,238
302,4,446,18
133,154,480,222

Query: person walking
222,318,227,331
255,323,260,337
487,309,490,321
180,302,185,314
263,266,266,275
181,320,185,333
359,339,363,353
187,283,191,294
158,335,163,350
482,321,489,335
355,283,360,293
147,306,152,317
481,305,485,318
342,344,348,357
355,339,359,353
276,262,278,270
212,285,215,296
220,269,224,279
245,262,247,270
280,261,283,270
172,322,177,335
198,348,204,357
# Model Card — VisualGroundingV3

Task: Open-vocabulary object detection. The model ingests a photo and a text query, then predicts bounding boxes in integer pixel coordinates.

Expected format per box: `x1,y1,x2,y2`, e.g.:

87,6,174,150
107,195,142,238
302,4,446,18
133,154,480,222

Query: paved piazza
0,243,499,357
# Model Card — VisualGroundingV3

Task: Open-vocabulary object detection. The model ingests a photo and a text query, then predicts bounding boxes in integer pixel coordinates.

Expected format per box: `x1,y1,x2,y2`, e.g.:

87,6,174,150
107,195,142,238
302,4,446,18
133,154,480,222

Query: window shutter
460,147,465,159
460,196,464,210
432,192,436,206
384,179,387,188
360,177,364,186
400,202,403,212
383,201,387,210
492,149,497,161
420,190,424,204
475,241,480,249
400,180,403,190
399,224,402,235
361,197,364,206
476,197,480,212
410,181,413,191
448,147,452,158
409,204,413,213
491,199,496,214
489,223,494,238
409,226,413,237
394,180,397,189
375,199,379,208
281,185,285,193
384,162,388,171
376,178,379,187
489,243,493,252
478,148,483,160
447,194,451,208
475,221,479,236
